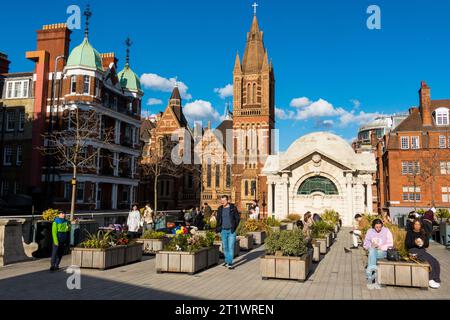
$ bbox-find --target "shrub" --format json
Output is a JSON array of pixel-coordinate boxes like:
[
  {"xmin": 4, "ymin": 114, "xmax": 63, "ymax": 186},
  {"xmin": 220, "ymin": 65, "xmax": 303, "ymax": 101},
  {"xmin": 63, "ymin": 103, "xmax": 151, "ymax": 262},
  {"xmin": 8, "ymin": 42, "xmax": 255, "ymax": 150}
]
[
  {"xmin": 416, "ymin": 209, "xmax": 426, "ymax": 215},
  {"xmin": 359, "ymin": 214, "xmax": 379, "ymax": 240},
  {"xmin": 287, "ymin": 214, "xmax": 302, "ymax": 222},
  {"xmin": 42, "ymin": 208, "xmax": 59, "ymax": 221},
  {"xmin": 242, "ymin": 219, "xmax": 269, "ymax": 233},
  {"xmin": 236, "ymin": 221, "xmax": 247, "ymax": 236},
  {"xmin": 265, "ymin": 217, "xmax": 281, "ymax": 227},
  {"xmin": 164, "ymin": 232, "xmax": 215, "ymax": 253},
  {"xmin": 321, "ymin": 210, "xmax": 340, "ymax": 225},
  {"xmin": 387, "ymin": 224, "xmax": 408, "ymax": 259},
  {"xmin": 79, "ymin": 231, "xmax": 114, "ymax": 249},
  {"xmin": 311, "ymin": 221, "xmax": 334, "ymax": 238},
  {"xmin": 265, "ymin": 230, "xmax": 307, "ymax": 257},
  {"xmin": 142, "ymin": 231, "xmax": 166, "ymax": 240},
  {"xmin": 437, "ymin": 209, "xmax": 450, "ymax": 221}
]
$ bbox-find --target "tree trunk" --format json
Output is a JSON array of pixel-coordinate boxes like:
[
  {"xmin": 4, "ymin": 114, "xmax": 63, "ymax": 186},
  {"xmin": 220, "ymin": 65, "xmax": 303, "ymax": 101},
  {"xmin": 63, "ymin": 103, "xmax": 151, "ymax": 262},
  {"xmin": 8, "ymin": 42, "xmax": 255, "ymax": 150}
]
[
  {"xmin": 154, "ymin": 175, "xmax": 158, "ymax": 215},
  {"xmin": 70, "ymin": 166, "xmax": 77, "ymax": 221}
]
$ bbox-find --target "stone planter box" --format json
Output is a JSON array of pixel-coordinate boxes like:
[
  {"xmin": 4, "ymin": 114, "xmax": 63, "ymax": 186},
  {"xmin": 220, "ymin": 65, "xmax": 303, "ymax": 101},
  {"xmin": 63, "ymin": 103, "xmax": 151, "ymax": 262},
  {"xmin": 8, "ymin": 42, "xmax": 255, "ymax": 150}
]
[
  {"xmin": 325, "ymin": 233, "xmax": 333, "ymax": 248},
  {"xmin": 261, "ymin": 250, "xmax": 313, "ymax": 282},
  {"xmin": 311, "ymin": 240, "xmax": 321, "ymax": 262},
  {"xmin": 281, "ymin": 222, "xmax": 295, "ymax": 231},
  {"xmin": 156, "ymin": 246, "xmax": 220, "ymax": 275},
  {"xmin": 137, "ymin": 237, "xmax": 170, "ymax": 254},
  {"xmin": 124, "ymin": 243, "xmax": 143, "ymax": 264},
  {"xmin": 377, "ymin": 260, "xmax": 431, "ymax": 289},
  {"xmin": 72, "ymin": 246, "xmax": 126, "ymax": 270},
  {"xmin": 269, "ymin": 225, "xmax": 288, "ymax": 233},
  {"xmin": 237, "ymin": 235, "xmax": 254, "ymax": 251},
  {"xmin": 214, "ymin": 240, "xmax": 240, "ymax": 258},
  {"xmin": 313, "ymin": 238, "xmax": 327, "ymax": 254},
  {"xmin": 248, "ymin": 231, "xmax": 267, "ymax": 245}
]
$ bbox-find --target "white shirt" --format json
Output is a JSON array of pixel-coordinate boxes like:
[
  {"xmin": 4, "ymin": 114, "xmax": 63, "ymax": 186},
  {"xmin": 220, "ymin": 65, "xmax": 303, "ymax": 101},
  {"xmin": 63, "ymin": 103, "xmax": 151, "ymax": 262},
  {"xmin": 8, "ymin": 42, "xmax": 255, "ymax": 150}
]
[{"xmin": 127, "ymin": 210, "xmax": 142, "ymax": 232}]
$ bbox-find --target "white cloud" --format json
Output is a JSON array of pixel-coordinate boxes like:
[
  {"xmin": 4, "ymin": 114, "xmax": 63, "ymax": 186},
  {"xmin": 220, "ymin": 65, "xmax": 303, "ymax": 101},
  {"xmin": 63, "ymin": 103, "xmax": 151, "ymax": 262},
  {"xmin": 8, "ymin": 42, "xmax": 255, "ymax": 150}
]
[
  {"xmin": 184, "ymin": 100, "xmax": 220, "ymax": 122},
  {"xmin": 323, "ymin": 120, "xmax": 334, "ymax": 125},
  {"xmin": 338, "ymin": 111, "xmax": 382, "ymax": 127},
  {"xmin": 140, "ymin": 73, "xmax": 192, "ymax": 100},
  {"xmin": 214, "ymin": 84, "xmax": 233, "ymax": 99},
  {"xmin": 350, "ymin": 99, "xmax": 361, "ymax": 109},
  {"xmin": 146, "ymin": 98, "xmax": 163, "ymax": 106},
  {"xmin": 290, "ymin": 97, "xmax": 311, "ymax": 108},
  {"xmin": 141, "ymin": 111, "xmax": 158, "ymax": 119},
  {"xmin": 275, "ymin": 108, "xmax": 295, "ymax": 120},
  {"xmin": 296, "ymin": 99, "xmax": 346, "ymax": 120}
]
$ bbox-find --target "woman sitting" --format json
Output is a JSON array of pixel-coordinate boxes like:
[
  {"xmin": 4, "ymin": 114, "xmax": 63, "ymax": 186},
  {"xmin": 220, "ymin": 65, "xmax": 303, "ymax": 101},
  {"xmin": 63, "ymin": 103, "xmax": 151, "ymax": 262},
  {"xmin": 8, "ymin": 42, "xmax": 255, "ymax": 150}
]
[
  {"xmin": 303, "ymin": 212, "xmax": 313, "ymax": 238},
  {"xmin": 405, "ymin": 219, "xmax": 441, "ymax": 289}
]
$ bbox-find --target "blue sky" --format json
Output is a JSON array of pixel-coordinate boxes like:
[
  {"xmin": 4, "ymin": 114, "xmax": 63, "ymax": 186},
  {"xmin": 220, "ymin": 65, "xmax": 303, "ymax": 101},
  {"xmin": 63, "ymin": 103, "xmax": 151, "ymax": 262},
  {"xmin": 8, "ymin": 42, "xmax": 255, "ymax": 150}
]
[{"xmin": 2, "ymin": 0, "xmax": 450, "ymax": 150}]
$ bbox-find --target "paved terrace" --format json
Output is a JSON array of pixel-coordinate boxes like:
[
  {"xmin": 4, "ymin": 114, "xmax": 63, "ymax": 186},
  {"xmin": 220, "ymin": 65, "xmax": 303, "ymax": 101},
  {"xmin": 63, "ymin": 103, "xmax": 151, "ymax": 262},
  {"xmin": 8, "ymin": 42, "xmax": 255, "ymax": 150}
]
[{"xmin": 0, "ymin": 228, "xmax": 449, "ymax": 300}]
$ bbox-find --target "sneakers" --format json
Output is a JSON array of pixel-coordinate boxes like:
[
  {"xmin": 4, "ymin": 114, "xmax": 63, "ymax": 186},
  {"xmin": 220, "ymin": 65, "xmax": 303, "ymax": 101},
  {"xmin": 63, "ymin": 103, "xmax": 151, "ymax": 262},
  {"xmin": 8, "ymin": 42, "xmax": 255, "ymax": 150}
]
[
  {"xmin": 227, "ymin": 264, "xmax": 235, "ymax": 270},
  {"xmin": 367, "ymin": 283, "xmax": 382, "ymax": 290},
  {"xmin": 222, "ymin": 262, "xmax": 228, "ymax": 267},
  {"xmin": 429, "ymin": 280, "xmax": 441, "ymax": 289},
  {"xmin": 49, "ymin": 266, "xmax": 59, "ymax": 272}
]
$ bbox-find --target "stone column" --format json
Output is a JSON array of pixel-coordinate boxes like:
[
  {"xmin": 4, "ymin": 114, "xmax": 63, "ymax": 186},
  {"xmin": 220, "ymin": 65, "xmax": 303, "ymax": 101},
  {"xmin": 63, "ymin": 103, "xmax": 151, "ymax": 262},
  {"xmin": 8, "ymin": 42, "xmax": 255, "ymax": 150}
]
[
  {"xmin": 345, "ymin": 172, "xmax": 354, "ymax": 227},
  {"xmin": 365, "ymin": 176, "xmax": 374, "ymax": 214},
  {"xmin": 281, "ymin": 173, "xmax": 290, "ymax": 219},
  {"xmin": 0, "ymin": 219, "xmax": 36, "ymax": 266}
]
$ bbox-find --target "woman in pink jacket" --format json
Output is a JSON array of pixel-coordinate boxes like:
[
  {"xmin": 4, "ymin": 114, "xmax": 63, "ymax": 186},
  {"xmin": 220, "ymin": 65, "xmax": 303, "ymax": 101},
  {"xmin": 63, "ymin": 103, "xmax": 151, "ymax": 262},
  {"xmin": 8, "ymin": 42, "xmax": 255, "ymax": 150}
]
[{"xmin": 363, "ymin": 218, "xmax": 393, "ymax": 287}]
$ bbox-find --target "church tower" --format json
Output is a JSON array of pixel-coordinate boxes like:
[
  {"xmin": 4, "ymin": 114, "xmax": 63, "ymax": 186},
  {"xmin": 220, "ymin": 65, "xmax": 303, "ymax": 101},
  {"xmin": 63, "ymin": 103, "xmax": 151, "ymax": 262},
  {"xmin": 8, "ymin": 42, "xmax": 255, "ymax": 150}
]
[{"xmin": 232, "ymin": 4, "xmax": 275, "ymax": 213}]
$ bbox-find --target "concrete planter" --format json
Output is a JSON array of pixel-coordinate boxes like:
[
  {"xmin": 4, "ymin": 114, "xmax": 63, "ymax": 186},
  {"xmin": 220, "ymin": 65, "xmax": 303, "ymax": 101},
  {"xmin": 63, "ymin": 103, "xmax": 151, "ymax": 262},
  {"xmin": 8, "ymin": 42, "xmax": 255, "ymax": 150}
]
[
  {"xmin": 71, "ymin": 246, "xmax": 126, "ymax": 270},
  {"xmin": 325, "ymin": 232, "xmax": 333, "ymax": 248},
  {"xmin": 313, "ymin": 238, "xmax": 327, "ymax": 254},
  {"xmin": 214, "ymin": 240, "xmax": 240, "ymax": 258},
  {"xmin": 281, "ymin": 222, "xmax": 296, "ymax": 231},
  {"xmin": 248, "ymin": 231, "xmax": 267, "ymax": 245},
  {"xmin": 237, "ymin": 235, "xmax": 254, "ymax": 251},
  {"xmin": 124, "ymin": 243, "xmax": 143, "ymax": 264},
  {"xmin": 261, "ymin": 250, "xmax": 313, "ymax": 282},
  {"xmin": 137, "ymin": 237, "xmax": 170, "ymax": 254},
  {"xmin": 269, "ymin": 225, "xmax": 288, "ymax": 233},
  {"xmin": 156, "ymin": 246, "xmax": 220, "ymax": 275},
  {"xmin": 311, "ymin": 240, "xmax": 321, "ymax": 262},
  {"xmin": 334, "ymin": 224, "xmax": 339, "ymax": 233},
  {"xmin": 377, "ymin": 260, "xmax": 431, "ymax": 289}
]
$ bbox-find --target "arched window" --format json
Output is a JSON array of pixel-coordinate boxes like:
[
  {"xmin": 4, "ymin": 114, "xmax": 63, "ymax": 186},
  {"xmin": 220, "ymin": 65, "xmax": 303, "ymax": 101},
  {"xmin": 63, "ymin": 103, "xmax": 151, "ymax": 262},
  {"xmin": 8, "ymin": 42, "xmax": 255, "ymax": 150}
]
[
  {"xmin": 298, "ymin": 177, "xmax": 339, "ymax": 195},
  {"xmin": 247, "ymin": 83, "xmax": 252, "ymax": 104},
  {"xmin": 253, "ymin": 83, "xmax": 257, "ymax": 104},
  {"xmin": 434, "ymin": 108, "xmax": 449, "ymax": 126}
]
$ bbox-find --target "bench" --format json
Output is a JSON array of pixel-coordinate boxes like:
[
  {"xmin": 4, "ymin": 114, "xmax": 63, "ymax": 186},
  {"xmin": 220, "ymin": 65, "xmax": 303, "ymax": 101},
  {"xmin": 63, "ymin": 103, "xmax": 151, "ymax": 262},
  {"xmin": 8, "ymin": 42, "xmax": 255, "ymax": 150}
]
[{"xmin": 377, "ymin": 259, "xmax": 431, "ymax": 289}]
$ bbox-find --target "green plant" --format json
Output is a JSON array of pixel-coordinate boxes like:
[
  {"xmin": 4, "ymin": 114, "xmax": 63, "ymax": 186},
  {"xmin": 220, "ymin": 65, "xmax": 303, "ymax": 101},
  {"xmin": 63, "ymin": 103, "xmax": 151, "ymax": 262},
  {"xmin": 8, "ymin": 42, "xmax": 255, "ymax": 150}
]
[
  {"xmin": 387, "ymin": 224, "xmax": 408, "ymax": 259},
  {"xmin": 436, "ymin": 209, "xmax": 450, "ymax": 220},
  {"xmin": 79, "ymin": 231, "xmax": 114, "ymax": 249},
  {"xmin": 164, "ymin": 232, "xmax": 215, "ymax": 253},
  {"xmin": 311, "ymin": 220, "xmax": 334, "ymax": 238},
  {"xmin": 265, "ymin": 217, "xmax": 281, "ymax": 227},
  {"xmin": 242, "ymin": 220, "xmax": 269, "ymax": 233},
  {"xmin": 236, "ymin": 221, "xmax": 247, "ymax": 236},
  {"xmin": 281, "ymin": 219, "xmax": 293, "ymax": 223},
  {"xmin": 321, "ymin": 210, "xmax": 340, "ymax": 225},
  {"xmin": 142, "ymin": 231, "xmax": 166, "ymax": 240},
  {"xmin": 416, "ymin": 209, "xmax": 426, "ymax": 215},
  {"xmin": 265, "ymin": 230, "xmax": 307, "ymax": 257},
  {"xmin": 287, "ymin": 214, "xmax": 301, "ymax": 222},
  {"xmin": 42, "ymin": 208, "xmax": 59, "ymax": 221}
]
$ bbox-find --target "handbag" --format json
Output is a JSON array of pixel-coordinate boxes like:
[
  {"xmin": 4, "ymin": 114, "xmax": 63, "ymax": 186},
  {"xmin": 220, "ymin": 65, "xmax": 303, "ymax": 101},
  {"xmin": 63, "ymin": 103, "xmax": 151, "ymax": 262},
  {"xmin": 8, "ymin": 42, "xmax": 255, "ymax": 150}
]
[{"xmin": 387, "ymin": 248, "xmax": 400, "ymax": 261}]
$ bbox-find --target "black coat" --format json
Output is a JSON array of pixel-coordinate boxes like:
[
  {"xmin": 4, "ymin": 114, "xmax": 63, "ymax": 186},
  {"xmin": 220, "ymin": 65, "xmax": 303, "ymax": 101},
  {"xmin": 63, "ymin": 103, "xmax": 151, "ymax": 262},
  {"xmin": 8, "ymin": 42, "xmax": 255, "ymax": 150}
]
[{"xmin": 216, "ymin": 204, "xmax": 240, "ymax": 233}]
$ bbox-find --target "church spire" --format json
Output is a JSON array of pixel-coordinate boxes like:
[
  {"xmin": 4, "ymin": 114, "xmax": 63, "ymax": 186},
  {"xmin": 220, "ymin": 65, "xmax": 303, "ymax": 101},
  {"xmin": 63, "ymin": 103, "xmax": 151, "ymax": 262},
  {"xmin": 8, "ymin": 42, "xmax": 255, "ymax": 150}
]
[
  {"xmin": 242, "ymin": 3, "xmax": 266, "ymax": 73},
  {"xmin": 234, "ymin": 52, "xmax": 242, "ymax": 74}
]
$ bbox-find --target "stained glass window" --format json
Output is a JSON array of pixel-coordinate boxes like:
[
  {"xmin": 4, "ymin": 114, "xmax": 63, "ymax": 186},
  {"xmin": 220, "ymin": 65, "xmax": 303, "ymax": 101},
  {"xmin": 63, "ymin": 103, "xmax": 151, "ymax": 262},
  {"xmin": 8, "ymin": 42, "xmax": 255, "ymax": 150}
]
[{"xmin": 298, "ymin": 177, "xmax": 338, "ymax": 195}]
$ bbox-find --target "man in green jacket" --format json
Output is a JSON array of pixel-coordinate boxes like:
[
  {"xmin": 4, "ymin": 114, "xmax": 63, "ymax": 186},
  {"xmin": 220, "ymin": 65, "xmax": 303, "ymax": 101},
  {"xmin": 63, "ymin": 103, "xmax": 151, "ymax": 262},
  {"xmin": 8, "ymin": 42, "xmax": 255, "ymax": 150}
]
[{"xmin": 50, "ymin": 211, "xmax": 71, "ymax": 271}]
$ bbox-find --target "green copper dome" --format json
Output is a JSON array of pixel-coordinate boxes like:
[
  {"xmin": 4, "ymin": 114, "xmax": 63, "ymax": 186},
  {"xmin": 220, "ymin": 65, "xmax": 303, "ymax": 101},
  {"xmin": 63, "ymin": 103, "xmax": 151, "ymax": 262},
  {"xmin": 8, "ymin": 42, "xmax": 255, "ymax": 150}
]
[
  {"xmin": 118, "ymin": 63, "xmax": 141, "ymax": 92},
  {"xmin": 66, "ymin": 37, "xmax": 103, "ymax": 72}
]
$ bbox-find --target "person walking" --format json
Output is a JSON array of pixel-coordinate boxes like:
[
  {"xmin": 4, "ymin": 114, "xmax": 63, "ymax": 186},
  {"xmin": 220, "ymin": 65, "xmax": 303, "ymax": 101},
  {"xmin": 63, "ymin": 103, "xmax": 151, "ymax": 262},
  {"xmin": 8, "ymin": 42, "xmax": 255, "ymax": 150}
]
[
  {"xmin": 406, "ymin": 219, "xmax": 441, "ymax": 289},
  {"xmin": 216, "ymin": 195, "xmax": 240, "ymax": 269},
  {"xmin": 50, "ymin": 211, "xmax": 71, "ymax": 271},
  {"xmin": 142, "ymin": 204, "xmax": 154, "ymax": 231},
  {"xmin": 127, "ymin": 204, "xmax": 142, "ymax": 238}
]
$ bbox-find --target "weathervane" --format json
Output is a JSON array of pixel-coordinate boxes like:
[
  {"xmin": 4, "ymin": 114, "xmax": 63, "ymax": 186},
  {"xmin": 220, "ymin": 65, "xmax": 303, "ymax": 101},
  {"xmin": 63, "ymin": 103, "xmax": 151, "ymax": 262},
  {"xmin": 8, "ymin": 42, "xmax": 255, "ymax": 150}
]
[
  {"xmin": 252, "ymin": 1, "xmax": 259, "ymax": 16},
  {"xmin": 125, "ymin": 37, "xmax": 133, "ymax": 64},
  {"xmin": 84, "ymin": 5, "xmax": 92, "ymax": 38}
]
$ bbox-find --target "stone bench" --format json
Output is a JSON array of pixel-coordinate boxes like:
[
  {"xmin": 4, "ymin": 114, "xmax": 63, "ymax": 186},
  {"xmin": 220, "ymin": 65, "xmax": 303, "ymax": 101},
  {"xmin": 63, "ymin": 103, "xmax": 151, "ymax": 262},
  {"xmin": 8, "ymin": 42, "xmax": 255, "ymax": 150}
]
[{"xmin": 377, "ymin": 259, "xmax": 431, "ymax": 289}]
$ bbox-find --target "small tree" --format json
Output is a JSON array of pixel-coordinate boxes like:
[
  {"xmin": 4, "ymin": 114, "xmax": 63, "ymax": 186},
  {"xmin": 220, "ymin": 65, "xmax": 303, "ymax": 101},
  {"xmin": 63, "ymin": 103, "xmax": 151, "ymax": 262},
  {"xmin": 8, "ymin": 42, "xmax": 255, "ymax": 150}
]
[{"xmin": 40, "ymin": 106, "xmax": 114, "ymax": 220}]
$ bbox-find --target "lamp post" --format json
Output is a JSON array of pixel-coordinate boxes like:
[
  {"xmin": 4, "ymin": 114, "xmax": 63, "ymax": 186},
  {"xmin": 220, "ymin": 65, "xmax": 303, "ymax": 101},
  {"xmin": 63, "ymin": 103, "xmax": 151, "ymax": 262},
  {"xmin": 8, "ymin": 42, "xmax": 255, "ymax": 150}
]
[{"xmin": 262, "ymin": 191, "xmax": 267, "ymax": 220}]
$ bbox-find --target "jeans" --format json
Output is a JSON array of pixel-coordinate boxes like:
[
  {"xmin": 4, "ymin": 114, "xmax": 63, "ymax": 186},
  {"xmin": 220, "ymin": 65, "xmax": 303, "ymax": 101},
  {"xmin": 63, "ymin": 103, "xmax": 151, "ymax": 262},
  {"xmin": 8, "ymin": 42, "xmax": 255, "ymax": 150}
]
[
  {"xmin": 366, "ymin": 248, "xmax": 387, "ymax": 283},
  {"xmin": 221, "ymin": 229, "xmax": 236, "ymax": 266},
  {"xmin": 51, "ymin": 244, "xmax": 66, "ymax": 268}
]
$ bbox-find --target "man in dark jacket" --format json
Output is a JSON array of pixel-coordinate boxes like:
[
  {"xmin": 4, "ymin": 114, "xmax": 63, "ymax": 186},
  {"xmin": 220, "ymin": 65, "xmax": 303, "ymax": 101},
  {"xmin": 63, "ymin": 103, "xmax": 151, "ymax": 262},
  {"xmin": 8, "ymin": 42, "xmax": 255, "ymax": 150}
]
[{"xmin": 216, "ymin": 195, "xmax": 240, "ymax": 269}]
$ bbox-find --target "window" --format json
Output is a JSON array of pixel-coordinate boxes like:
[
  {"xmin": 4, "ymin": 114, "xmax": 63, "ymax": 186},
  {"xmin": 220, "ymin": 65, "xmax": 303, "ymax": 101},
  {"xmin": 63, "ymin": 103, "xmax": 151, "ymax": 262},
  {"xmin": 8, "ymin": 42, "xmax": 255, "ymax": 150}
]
[
  {"xmin": 6, "ymin": 111, "xmax": 15, "ymax": 131},
  {"xmin": 226, "ymin": 165, "xmax": 231, "ymax": 188},
  {"xmin": 439, "ymin": 135, "xmax": 447, "ymax": 149},
  {"xmin": 402, "ymin": 161, "xmax": 420, "ymax": 175},
  {"xmin": 122, "ymin": 186, "xmax": 130, "ymax": 203},
  {"xmin": 401, "ymin": 136, "xmax": 409, "ymax": 150},
  {"xmin": 215, "ymin": 165, "xmax": 220, "ymax": 188},
  {"xmin": 251, "ymin": 180, "xmax": 256, "ymax": 196},
  {"xmin": 70, "ymin": 76, "xmax": 77, "ymax": 94},
  {"xmin": 5, "ymin": 80, "xmax": 29, "ymax": 99},
  {"xmin": 76, "ymin": 182, "xmax": 85, "ymax": 203},
  {"xmin": 298, "ymin": 177, "xmax": 339, "ymax": 195},
  {"xmin": 16, "ymin": 145, "xmax": 22, "ymax": 166},
  {"xmin": 442, "ymin": 187, "xmax": 450, "ymax": 203},
  {"xmin": 95, "ymin": 78, "xmax": 100, "ymax": 97},
  {"xmin": 3, "ymin": 146, "xmax": 12, "ymax": 165},
  {"xmin": 402, "ymin": 186, "xmax": 421, "ymax": 202},
  {"xmin": 207, "ymin": 164, "xmax": 212, "ymax": 188},
  {"xmin": 18, "ymin": 111, "xmax": 25, "ymax": 131},
  {"xmin": 245, "ymin": 180, "xmax": 249, "ymax": 196},
  {"xmin": 1, "ymin": 180, "xmax": 9, "ymax": 197},
  {"xmin": 411, "ymin": 136, "xmax": 420, "ymax": 149},
  {"xmin": 435, "ymin": 108, "xmax": 449, "ymax": 126},
  {"xmin": 440, "ymin": 162, "xmax": 450, "ymax": 175},
  {"xmin": 83, "ymin": 76, "xmax": 90, "ymax": 94}
]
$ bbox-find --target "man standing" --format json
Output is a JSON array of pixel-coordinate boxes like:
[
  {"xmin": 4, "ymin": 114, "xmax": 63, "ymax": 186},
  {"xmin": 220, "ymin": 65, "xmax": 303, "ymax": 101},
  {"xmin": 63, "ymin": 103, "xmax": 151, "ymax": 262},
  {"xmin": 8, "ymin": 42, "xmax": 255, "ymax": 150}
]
[
  {"xmin": 216, "ymin": 195, "xmax": 240, "ymax": 269},
  {"xmin": 50, "ymin": 211, "xmax": 71, "ymax": 271}
]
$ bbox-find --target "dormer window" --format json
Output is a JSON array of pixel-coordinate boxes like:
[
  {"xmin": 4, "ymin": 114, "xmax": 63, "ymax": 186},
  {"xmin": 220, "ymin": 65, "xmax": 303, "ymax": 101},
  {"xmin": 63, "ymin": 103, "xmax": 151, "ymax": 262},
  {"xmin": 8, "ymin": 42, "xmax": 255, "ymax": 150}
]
[{"xmin": 435, "ymin": 108, "xmax": 449, "ymax": 126}]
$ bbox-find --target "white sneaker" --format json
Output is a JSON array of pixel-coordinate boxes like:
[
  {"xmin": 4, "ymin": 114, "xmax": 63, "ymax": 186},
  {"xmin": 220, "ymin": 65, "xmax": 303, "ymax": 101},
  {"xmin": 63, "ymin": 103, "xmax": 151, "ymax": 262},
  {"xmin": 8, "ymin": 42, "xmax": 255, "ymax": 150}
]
[{"xmin": 429, "ymin": 280, "xmax": 440, "ymax": 289}]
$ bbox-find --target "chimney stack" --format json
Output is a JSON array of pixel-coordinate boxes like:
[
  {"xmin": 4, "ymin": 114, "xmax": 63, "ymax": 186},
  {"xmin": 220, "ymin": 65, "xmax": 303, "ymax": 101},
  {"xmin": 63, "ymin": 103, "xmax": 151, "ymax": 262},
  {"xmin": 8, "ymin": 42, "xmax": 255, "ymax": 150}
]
[
  {"xmin": 0, "ymin": 52, "xmax": 10, "ymax": 74},
  {"xmin": 36, "ymin": 23, "xmax": 72, "ymax": 71},
  {"xmin": 419, "ymin": 81, "xmax": 432, "ymax": 126},
  {"xmin": 100, "ymin": 53, "xmax": 118, "ymax": 71}
]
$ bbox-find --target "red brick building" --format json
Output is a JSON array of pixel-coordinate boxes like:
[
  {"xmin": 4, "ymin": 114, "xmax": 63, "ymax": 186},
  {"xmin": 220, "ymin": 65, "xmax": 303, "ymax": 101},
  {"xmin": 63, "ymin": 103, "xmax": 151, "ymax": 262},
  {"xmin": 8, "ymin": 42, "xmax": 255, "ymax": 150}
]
[{"xmin": 377, "ymin": 81, "xmax": 450, "ymax": 220}]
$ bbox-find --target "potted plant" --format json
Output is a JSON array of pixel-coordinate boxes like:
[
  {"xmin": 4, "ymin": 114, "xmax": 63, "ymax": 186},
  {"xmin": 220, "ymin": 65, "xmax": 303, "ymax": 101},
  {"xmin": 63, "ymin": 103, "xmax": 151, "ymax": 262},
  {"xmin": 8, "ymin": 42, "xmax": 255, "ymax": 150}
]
[
  {"xmin": 322, "ymin": 210, "xmax": 340, "ymax": 233},
  {"xmin": 242, "ymin": 220, "xmax": 269, "ymax": 245},
  {"xmin": 265, "ymin": 217, "xmax": 287, "ymax": 232},
  {"xmin": 311, "ymin": 221, "xmax": 334, "ymax": 253},
  {"xmin": 213, "ymin": 233, "xmax": 240, "ymax": 257},
  {"xmin": 71, "ymin": 231, "xmax": 143, "ymax": 270},
  {"xmin": 137, "ymin": 231, "xmax": 170, "ymax": 254},
  {"xmin": 236, "ymin": 221, "xmax": 254, "ymax": 251},
  {"xmin": 261, "ymin": 230, "xmax": 312, "ymax": 282},
  {"xmin": 155, "ymin": 232, "xmax": 219, "ymax": 275}
]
